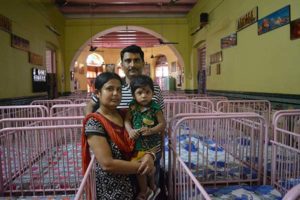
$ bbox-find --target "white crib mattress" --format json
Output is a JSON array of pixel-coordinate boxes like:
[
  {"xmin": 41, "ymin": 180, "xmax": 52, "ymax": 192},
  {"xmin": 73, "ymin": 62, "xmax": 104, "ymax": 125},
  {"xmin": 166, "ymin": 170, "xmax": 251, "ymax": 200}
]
[{"xmin": 206, "ymin": 185, "xmax": 282, "ymax": 200}]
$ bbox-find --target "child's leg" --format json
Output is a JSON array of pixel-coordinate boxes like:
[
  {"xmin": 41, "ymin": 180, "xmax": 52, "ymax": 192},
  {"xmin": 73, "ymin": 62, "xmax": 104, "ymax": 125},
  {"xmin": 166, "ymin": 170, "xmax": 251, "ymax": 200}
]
[
  {"xmin": 149, "ymin": 166, "xmax": 161, "ymax": 199},
  {"xmin": 137, "ymin": 174, "xmax": 148, "ymax": 194},
  {"xmin": 136, "ymin": 174, "xmax": 153, "ymax": 200},
  {"xmin": 148, "ymin": 166, "xmax": 156, "ymax": 191}
]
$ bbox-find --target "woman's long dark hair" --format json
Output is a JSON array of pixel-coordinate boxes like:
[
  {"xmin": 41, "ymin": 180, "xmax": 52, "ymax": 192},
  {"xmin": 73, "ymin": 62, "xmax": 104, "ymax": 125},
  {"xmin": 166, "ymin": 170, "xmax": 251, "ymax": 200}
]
[{"xmin": 94, "ymin": 72, "xmax": 122, "ymax": 90}]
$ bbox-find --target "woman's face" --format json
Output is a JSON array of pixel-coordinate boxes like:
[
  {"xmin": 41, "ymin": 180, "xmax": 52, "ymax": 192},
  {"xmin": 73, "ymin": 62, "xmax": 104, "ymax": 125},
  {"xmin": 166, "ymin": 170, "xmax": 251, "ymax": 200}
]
[{"xmin": 97, "ymin": 78, "xmax": 122, "ymax": 109}]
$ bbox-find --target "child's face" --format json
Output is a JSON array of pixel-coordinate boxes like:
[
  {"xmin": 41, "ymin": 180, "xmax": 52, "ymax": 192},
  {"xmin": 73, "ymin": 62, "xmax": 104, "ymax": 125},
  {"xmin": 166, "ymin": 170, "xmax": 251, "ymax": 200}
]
[{"xmin": 134, "ymin": 85, "xmax": 153, "ymax": 106}]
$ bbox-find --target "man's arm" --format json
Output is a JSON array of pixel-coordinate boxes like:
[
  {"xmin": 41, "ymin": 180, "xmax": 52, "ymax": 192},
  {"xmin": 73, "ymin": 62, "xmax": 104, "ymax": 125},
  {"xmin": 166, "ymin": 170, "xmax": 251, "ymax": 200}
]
[
  {"xmin": 84, "ymin": 99, "xmax": 97, "ymax": 115},
  {"xmin": 84, "ymin": 94, "xmax": 99, "ymax": 115}
]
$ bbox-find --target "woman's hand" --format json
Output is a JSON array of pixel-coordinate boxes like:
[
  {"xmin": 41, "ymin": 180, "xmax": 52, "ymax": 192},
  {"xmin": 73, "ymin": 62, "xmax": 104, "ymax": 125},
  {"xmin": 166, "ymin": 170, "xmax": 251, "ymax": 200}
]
[{"xmin": 137, "ymin": 153, "xmax": 154, "ymax": 175}]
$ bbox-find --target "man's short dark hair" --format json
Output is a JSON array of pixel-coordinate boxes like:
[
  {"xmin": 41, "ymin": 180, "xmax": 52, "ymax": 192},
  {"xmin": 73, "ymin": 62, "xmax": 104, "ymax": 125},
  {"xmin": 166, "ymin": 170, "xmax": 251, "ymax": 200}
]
[
  {"xmin": 130, "ymin": 75, "xmax": 154, "ymax": 95},
  {"xmin": 120, "ymin": 45, "xmax": 144, "ymax": 62}
]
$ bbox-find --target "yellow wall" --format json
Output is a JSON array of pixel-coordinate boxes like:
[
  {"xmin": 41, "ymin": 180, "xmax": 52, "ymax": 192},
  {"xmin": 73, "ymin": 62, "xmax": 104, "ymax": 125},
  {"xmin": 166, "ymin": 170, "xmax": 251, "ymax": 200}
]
[
  {"xmin": 188, "ymin": 0, "xmax": 300, "ymax": 95},
  {"xmin": 1, "ymin": 0, "xmax": 299, "ymax": 99},
  {"xmin": 0, "ymin": 0, "xmax": 65, "ymax": 98},
  {"xmin": 64, "ymin": 18, "xmax": 190, "ymax": 92}
]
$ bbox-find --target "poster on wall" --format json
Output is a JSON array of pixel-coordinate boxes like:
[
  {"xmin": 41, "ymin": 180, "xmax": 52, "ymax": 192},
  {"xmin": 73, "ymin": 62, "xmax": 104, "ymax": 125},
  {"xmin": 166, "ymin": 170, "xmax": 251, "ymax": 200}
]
[
  {"xmin": 221, "ymin": 33, "xmax": 237, "ymax": 49},
  {"xmin": 0, "ymin": 14, "xmax": 11, "ymax": 32},
  {"xmin": 290, "ymin": 18, "xmax": 300, "ymax": 40},
  {"xmin": 29, "ymin": 52, "xmax": 43, "ymax": 66},
  {"xmin": 210, "ymin": 51, "xmax": 222, "ymax": 64},
  {"xmin": 216, "ymin": 64, "xmax": 221, "ymax": 75},
  {"xmin": 258, "ymin": 5, "xmax": 290, "ymax": 35},
  {"xmin": 11, "ymin": 34, "xmax": 30, "ymax": 51},
  {"xmin": 237, "ymin": 7, "xmax": 258, "ymax": 31}
]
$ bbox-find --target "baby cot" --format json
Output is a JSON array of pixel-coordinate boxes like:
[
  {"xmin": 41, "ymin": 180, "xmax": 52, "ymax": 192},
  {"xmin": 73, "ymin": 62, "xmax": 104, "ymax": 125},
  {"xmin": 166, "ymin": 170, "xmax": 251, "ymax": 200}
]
[
  {"xmin": 49, "ymin": 104, "xmax": 86, "ymax": 117},
  {"xmin": 30, "ymin": 99, "xmax": 73, "ymax": 111},
  {"xmin": 0, "ymin": 105, "xmax": 49, "ymax": 120},
  {"xmin": 0, "ymin": 117, "xmax": 83, "ymax": 198},
  {"xmin": 216, "ymin": 100, "xmax": 271, "ymax": 124},
  {"xmin": 74, "ymin": 152, "xmax": 212, "ymax": 200},
  {"xmin": 167, "ymin": 110, "xmax": 300, "ymax": 199},
  {"xmin": 163, "ymin": 99, "xmax": 215, "ymax": 124},
  {"xmin": 72, "ymin": 99, "xmax": 90, "ymax": 104},
  {"xmin": 166, "ymin": 113, "xmax": 266, "ymax": 189}
]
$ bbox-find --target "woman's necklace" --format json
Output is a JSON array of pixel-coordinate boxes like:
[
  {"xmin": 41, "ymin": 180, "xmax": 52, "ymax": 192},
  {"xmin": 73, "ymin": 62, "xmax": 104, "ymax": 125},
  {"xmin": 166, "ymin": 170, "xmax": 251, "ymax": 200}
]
[{"xmin": 98, "ymin": 107, "xmax": 123, "ymax": 127}]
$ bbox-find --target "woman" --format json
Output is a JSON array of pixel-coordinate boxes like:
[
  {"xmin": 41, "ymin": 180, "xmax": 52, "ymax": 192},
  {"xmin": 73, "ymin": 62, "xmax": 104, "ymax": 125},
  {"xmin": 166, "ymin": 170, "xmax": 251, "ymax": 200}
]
[{"xmin": 82, "ymin": 72, "xmax": 155, "ymax": 200}]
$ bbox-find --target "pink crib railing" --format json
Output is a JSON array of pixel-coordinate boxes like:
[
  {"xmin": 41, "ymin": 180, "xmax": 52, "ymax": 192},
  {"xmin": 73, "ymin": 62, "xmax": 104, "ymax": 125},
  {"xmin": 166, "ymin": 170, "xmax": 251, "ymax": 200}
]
[
  {"xmin": 30, "ymin": 99, "xmax": 73, "ymax": 111},
  {"xmin": 74, "ymin": 156, "xmax": 96, "ymax": 200},
  {"xmin": 0, "ymin": 105, "xmax": 49, "ymax": 120},
  {"xmin": 0, "ymin": 122, "xmax": 82, "ymax": 197}
]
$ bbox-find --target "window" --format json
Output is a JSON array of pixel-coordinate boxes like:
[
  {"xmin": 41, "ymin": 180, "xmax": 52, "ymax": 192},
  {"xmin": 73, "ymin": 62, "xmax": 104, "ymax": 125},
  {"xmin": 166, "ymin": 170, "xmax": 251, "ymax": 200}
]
[{"xmin": 86, "ymin": 53, "xmax": 104, "ymax": 66}]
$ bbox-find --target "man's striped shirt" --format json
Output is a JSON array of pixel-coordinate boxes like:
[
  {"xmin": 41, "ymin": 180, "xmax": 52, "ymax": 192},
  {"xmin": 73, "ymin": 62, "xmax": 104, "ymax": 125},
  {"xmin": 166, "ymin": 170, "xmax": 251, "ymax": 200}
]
[{"xmin": 92, "ymin": 83, "xmax": 164, "ymax": 110}]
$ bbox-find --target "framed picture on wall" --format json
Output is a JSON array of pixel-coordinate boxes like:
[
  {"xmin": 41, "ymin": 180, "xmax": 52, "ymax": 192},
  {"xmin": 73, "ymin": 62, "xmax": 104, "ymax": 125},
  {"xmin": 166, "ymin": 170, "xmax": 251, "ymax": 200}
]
[
  {"xmin": 210, "ymin": 51, "xmax": 222, "ymax": 64},
  {"xmin": 216, "ymin": 64, "xmax": 221, "ymax": 75},
  {"xmin": 290, "ymin": 18, "xmax": 300, "ymax": 40},
  {"xmin": 258, "ymin": 5, "xmax": 290, "ymax": 35},
  {"xmin": 221, "ymin": 33, "xmax": 237, "ymax": 49},
  {"xmin": 11, "ymin": 34, "xmax": 30, "ymax": 51},
  {"xmin": 236, "ymin": 7, "xmax": 258, "ymax": 31},
  {"xmin": 29, "ymin": 52, "xmax": 43, "ymax": 66},
  {"xmin": 207, "ymin": 66, "xmax": 211, "ymax": 76},
  {"xmin": 0, "ymin": 14, "xmax": 11, "ymax": 32}
]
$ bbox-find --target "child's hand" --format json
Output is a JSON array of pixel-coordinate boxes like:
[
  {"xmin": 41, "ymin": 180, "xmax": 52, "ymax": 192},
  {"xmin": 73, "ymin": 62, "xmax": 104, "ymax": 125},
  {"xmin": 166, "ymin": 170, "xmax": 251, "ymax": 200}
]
[
  {"xmin": 140, "ymin": 127, "xmax": 152, "ymax": 136},
  {"xmin": 129, "ymin": 129, "xmax": 141, "ymax": 139}
]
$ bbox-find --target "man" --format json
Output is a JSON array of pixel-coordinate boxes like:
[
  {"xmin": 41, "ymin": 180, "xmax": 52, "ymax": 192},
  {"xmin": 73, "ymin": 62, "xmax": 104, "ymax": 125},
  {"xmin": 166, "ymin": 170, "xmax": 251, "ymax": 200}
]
[{"xmin": 85, "ymin": 44, "xmax": 164, "ymax": 114}]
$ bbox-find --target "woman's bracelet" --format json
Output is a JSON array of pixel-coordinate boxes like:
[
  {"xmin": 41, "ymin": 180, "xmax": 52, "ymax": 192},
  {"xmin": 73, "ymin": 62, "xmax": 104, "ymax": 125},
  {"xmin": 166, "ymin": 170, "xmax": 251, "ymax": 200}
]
[{"xmin": 145, "ymin": 151, "xmax": 156, "ymax": 161}]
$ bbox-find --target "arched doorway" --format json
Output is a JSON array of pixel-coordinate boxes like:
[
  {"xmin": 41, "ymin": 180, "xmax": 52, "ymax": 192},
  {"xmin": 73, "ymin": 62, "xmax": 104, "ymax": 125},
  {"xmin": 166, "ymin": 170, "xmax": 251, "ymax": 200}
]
[{"xmin": 70, "ymin": 26, "xmax": 185, "ymax": 92}]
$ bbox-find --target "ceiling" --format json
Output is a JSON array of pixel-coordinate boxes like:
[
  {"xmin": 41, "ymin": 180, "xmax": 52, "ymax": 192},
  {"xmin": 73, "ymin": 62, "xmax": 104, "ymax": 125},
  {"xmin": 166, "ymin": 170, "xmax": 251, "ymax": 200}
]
[
  {"xmin": 54, "ymin": 0, "xmax": 197, "ymax": 17},
  {"xmin": 53, "ymin": 0, "xmax": 197, "ymax": 49}
]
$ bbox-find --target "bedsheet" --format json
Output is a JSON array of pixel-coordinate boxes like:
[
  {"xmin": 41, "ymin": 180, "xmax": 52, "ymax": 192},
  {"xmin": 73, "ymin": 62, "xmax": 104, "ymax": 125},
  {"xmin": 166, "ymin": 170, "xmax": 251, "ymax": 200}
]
[
  {"xmin": 0, "ymin": 195, "xmax": 75, "ymax": 200},
  {"xmin": 206, "ymin": 185, "xmax": 282, "ymax": 200},
  {"xmin": 1, "ymin": 143, "xmax": 82, "ymax": 191},
  {"xmin": 164, "ymin": 134, "xmax": 258, "ymax": 180}
]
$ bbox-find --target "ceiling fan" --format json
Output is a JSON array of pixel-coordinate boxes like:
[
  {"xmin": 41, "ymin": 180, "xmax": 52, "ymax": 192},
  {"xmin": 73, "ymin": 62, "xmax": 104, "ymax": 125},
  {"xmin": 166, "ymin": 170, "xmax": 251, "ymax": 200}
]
[
  {"xmin": 158, "ymin": 38, "xmax": 179, "ymax": 45},
  {"xmin": 168, "ymin": 0, "xmax": 180, "ymax": 5},
  {"xmin": 89, "ymin": 45, "xmax": 97, "ymax": 52},
  {"xmin": 88, "ymin": 46, "xmax": 104, "ymax": 53}
]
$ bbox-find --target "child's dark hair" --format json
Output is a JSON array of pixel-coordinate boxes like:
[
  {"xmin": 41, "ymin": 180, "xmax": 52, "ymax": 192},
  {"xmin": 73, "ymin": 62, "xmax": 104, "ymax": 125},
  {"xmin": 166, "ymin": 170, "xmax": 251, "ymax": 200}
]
[
  {"xmin": 95, "ymin": 72, "xmax": 122, "ymax": 91},
  {"xmin": 120, "ymin": 45, "xmax": 144, "ymax": 62},
  {"xmin": 130, "ymin": 75, "xmax": 154, "ymax": 95}
]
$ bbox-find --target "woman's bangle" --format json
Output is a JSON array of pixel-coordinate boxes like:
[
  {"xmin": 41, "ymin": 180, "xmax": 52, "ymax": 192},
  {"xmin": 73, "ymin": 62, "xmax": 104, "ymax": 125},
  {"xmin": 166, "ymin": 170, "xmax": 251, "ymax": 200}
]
[{"xmin": 146, "ymin": 151, "xmax": 156, "ymax": 161}]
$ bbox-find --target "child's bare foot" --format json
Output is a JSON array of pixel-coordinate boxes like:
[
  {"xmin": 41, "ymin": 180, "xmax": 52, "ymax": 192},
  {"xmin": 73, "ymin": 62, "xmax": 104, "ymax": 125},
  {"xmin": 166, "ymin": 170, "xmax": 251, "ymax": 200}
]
[
  {"xmin": 151, "ymin": 185, "xmax": 161, "ymax": 200},
  {"xmin": 135, "ymin": 187, "xmax": 153, "ymax": 200}
]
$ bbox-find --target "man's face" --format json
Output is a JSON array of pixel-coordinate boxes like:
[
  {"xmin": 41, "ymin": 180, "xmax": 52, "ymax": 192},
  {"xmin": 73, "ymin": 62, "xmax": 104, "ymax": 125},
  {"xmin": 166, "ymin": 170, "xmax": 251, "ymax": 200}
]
[{"xmin": 121, "ymin": 52, "xmax": 144, "ymax": 81}]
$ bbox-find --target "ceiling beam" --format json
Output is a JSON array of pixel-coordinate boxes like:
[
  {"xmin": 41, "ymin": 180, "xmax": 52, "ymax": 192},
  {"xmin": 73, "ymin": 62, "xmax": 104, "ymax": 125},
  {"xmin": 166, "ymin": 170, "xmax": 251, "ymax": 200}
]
[
  {"xmin": 59, "ymin": 5, "xmax": 192, "ymax": 14},
  {"xmin": 62, "ymin": 0, "xmax": 197, "ymax": 5}
]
